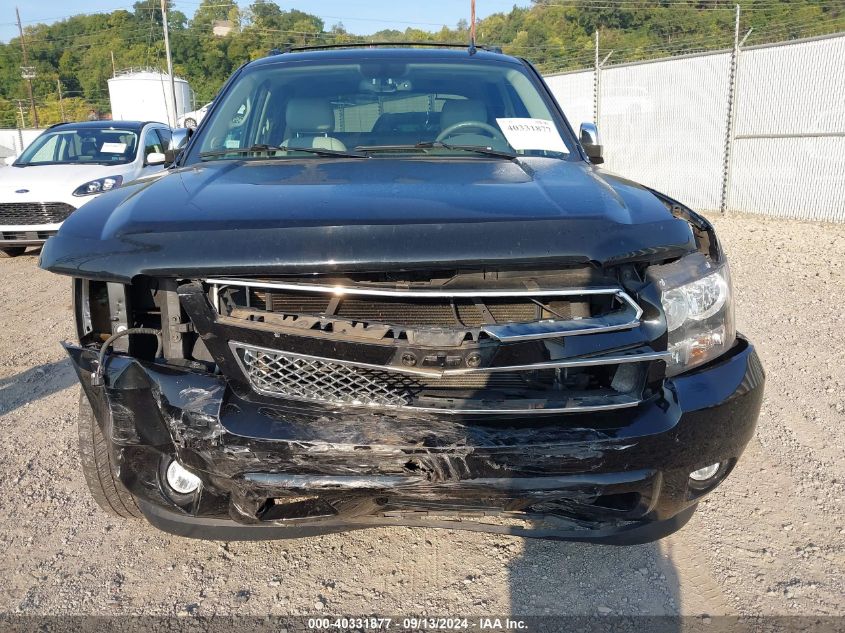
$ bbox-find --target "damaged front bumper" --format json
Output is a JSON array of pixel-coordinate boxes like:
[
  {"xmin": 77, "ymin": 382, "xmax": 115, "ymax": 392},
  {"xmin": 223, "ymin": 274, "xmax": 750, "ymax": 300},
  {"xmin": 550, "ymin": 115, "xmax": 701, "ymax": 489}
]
[{"xmin": 67, "ymin": 337, "xmax": 764, "ymax": 544}]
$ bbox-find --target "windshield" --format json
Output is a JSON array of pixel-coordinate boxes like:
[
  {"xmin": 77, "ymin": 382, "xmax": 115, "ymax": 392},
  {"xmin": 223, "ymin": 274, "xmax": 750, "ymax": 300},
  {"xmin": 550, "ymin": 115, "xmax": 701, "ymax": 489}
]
[
  {"xmin": 194, "ymin": 58, "xmax": 575, "ymax": 161},
  {"xmin": 15, "ymin": 128, "xmax": 139, "ymax": 166}
]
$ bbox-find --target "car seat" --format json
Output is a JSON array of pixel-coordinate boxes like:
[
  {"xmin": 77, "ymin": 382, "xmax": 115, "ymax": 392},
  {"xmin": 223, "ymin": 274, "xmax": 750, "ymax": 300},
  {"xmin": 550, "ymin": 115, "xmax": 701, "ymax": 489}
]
[{"xmin": 282, "ymin": 98, "xmax": 347, "ymax": 151}]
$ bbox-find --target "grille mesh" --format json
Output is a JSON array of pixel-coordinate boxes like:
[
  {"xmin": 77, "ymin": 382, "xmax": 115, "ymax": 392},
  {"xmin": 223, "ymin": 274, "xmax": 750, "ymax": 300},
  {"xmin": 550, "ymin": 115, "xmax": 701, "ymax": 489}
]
[
  {"xmin": 0, "ymin": 202, "xmax": 76, "ymax": 225},
  {"xmin": 241, "ymin": 347, "xmax": 415, "ymax": 407},
  {"xmin": 237, "ymin": 347, "xmax": 560, "ymax": 408},
  {"xmin": 1, "ymin": 230, "xmax": 54, "ymax": 241}
]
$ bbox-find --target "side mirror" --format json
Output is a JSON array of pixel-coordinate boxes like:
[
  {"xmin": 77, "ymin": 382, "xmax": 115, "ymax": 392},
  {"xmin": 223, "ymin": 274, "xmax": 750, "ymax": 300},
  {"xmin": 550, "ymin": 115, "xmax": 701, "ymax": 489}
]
[
  {"xmin": 146, "ymin": 152, "xmax": 166, "ymax": 166},
  {"xmin": 579, "ymin": 122, "xmax": 604, "ymax": 165},
  {"xmin": 163, "ymin": 148, "xmax": 181, "ymax": 165}
]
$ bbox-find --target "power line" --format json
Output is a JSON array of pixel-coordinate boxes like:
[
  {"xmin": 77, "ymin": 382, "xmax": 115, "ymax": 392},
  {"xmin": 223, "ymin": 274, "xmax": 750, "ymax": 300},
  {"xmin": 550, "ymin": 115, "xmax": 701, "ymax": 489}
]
[
  {"xmin": 10, "ymin": 6, "xmax": 136, "ymax": 24},
  {"xmin": 25, "ymin": 26, "xmax": 156, "ymax": 45},
  {"xmin": 532, "ymin": 0, "xmax": 845, "ymax": 10}
]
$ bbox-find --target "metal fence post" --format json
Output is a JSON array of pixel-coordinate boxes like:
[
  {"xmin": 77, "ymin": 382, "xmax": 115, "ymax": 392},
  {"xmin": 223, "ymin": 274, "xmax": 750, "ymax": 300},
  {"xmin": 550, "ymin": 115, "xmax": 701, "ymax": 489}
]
[
  {"xmin": 719, "ymin": 5, "xmax": 742, "ymax": 214},
  {"xmin": 594, "ymin": 29, "xmax": 600, "ymax": 125}
]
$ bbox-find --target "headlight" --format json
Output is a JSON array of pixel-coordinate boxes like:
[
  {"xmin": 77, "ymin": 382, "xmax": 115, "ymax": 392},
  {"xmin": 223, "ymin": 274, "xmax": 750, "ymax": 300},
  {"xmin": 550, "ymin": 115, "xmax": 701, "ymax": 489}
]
[
  {"xmin": 72, "ymin": 175, "xmax": 123, "ymax": 197},
  {"xmin": 650, "ymin": 253, "xmax": 735, "ymax": 377}
]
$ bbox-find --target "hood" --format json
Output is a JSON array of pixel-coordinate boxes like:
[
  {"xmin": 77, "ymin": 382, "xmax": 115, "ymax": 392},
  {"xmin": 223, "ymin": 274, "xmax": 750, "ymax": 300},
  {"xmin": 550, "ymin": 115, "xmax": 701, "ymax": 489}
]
[
  {"xmin": 0, "ymin": 163, "xmax": 135, "ymax": 203},
  {"xmin": 39, "ymin": 157, "xmax": 696, "ymax": 282}
]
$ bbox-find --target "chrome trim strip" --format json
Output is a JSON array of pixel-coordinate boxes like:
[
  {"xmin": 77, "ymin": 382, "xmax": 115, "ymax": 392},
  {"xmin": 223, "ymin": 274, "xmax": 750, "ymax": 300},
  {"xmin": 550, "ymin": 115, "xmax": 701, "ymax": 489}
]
[
  {"xmin": 370, "ymin": 397, "xmax": 641, "ymax": 415},
  {"xmin": 229, "ymin": 341, "xmax": 668, "ymax": 379},
  {"xmin": 77, "ymin": 278, "xmax": 93, "ymax": 336},
  {"xmin": 482, "ymin": 291, "xmax": 642, "ymax": 341},
  {"xmin": 245, "ymin": 472, "xmax": 652, "ymax": 489},
  {"xmin": 245, "ymin": 474, "xmax": 411, "ymax": 488},
  {"xmin": 211, "ymin": 283, "xmax": 220, "ymax": 313},
  {"xmin": 615, "ymin": 290, "xmax": 643, "ymax": 318},
  {"xmin": 205, "ymin": 277, "xmax": 625, "ymax": 299},
  {"xmin": 209, "ymin": 278, "xmax": 645, "ymax": 340}
]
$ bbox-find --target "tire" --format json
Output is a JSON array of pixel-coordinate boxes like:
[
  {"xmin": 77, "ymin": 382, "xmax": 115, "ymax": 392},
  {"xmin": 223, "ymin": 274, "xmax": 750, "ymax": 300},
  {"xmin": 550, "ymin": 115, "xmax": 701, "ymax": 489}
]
[
  {"xmin": 184, "ymin": 118, "xmax": 196, "ymax": 130},
  {"xmin": 77, "ymin": 390, "xmax": 142, "ymax": 519},
  {"xmin": 0, "ymin": 246, "xmax": 26, "ymax": 258}
]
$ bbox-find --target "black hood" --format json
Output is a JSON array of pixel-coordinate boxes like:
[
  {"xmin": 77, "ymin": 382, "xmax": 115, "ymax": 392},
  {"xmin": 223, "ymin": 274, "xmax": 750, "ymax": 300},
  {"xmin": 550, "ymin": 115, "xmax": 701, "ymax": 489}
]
[{"xmin": 40, "ymin": 157, "xmax": 695, "ymax": 282}]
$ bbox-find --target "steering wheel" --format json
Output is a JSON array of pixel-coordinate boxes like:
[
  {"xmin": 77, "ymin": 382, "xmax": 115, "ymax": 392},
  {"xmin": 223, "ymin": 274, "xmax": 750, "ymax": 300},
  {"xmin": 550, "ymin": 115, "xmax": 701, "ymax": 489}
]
[{"xmin": 436, "ymin": 120, "xmax": 504, "ymax": 143}]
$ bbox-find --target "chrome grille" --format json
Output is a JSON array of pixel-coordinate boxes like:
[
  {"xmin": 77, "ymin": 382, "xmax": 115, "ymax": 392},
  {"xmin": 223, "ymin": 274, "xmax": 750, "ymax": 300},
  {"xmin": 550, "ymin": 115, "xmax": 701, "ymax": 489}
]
[
  {"xmin": 208, "ymin": 278, "xmax": 642, "ymax": 342},
  {"xmin": 0, "ymin": 202, "xmax": 76, "ymax": 225},
  {"xmin": 240, "ymin": 346, "xmax": 414, "ymax": 408},
  {"xmin": 202, "ymin": 278, "xmax": 658, "ymax": 415},
  {"xmin": 231, "ymin": 342, "xmax": 663, "ymax": 414}
]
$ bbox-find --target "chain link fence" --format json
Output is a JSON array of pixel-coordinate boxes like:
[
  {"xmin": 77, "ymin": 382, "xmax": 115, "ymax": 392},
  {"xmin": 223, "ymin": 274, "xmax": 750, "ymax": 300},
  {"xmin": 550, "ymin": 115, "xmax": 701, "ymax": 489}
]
[{"xmin": 544, "ymin": 32, "xmax": 845, "ymax": 223}]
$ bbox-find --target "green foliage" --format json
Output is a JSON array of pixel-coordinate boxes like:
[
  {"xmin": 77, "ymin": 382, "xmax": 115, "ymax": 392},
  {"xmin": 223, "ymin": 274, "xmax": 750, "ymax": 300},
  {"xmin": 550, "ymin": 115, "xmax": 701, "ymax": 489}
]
[{"xmin": 1, "ymin": 0, "xmax": 842, "ymax": 128}]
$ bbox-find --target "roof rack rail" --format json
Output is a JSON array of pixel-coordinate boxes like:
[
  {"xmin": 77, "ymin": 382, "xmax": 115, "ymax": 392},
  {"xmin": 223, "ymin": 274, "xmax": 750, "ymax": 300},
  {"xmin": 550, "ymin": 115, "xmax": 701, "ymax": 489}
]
[{"xmin": 274, "ymin": 42, "xmax": 503, "ymax": 55}]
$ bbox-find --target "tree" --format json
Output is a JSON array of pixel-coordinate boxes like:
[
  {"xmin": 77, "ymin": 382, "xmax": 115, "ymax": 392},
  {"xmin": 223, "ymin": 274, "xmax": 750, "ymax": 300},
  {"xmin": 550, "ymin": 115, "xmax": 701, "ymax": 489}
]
[
  {"xmin": 0, "ymin": 0, "xmax": 841, "ymax": 126},
  {"xmin": 191, "ymin": 0, "xmax": 239, "ymax": 31}
]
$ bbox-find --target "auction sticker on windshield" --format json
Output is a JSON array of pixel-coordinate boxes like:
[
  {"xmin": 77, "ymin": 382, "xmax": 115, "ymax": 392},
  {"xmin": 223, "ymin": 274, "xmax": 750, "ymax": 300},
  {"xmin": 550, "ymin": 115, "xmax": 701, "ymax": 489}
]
[
  {"xmin": 100, "ymin": 142, "xmax": 126, "ymax": 153},
  {"xmin": 495, "ymin": 118, "xmax": 568, "ymax": 153}
]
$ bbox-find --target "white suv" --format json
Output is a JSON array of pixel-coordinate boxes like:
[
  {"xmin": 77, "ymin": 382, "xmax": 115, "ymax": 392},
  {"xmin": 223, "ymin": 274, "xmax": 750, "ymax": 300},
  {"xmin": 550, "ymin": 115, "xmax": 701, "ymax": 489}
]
[
  {"xmin": 177, "ymin": 102, "xmax": 212, "ymax": 130},
  {"xmin": 0, "ymin": 120, "xmax": 172, "ymax": 257}
]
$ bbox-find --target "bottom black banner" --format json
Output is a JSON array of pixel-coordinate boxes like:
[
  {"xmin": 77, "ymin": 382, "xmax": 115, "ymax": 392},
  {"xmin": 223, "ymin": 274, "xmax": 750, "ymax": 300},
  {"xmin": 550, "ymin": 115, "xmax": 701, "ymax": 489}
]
[{"xmin": 0, "ymin": 615, "xmax": 843, "ymax": 633}]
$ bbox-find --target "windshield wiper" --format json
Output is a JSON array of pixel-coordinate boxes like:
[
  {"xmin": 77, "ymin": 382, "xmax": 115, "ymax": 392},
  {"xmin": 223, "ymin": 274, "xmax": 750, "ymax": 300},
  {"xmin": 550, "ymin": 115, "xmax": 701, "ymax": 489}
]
[
  {"xmin": 199, "ymin": 144, "xmax": 367, "ymax": 160},
  {"xmin": 417, "ymin": 141, "xmax": 518, "ymax": 159},
  {"xmin": 15, "ymin": 161, "xmax": 117, "ymax": 167},
  {"xmin": 355, "ymin": 141, "xmax": 517, "ymax": 160}
]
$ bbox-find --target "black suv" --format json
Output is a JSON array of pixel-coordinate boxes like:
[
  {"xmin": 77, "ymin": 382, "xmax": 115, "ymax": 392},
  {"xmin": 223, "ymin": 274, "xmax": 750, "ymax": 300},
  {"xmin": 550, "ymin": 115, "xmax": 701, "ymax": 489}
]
[{"xmin": 40, "ymin": 45, "xmax": 763, "ymax": 544}]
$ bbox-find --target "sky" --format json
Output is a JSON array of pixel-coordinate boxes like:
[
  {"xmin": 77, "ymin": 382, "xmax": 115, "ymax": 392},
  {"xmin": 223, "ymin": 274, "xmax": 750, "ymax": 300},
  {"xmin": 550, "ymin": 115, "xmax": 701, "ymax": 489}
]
[{"xmin": 0, "ymin": 0, "xmax": 532, "ymax": 44}]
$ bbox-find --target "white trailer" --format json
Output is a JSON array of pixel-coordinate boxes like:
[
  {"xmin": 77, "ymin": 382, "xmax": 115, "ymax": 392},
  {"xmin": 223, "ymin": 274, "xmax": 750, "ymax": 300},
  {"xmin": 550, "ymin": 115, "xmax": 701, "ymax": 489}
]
[{"xmin": 108, "ymin": 70, "xmax": 192, "ymax": 126}]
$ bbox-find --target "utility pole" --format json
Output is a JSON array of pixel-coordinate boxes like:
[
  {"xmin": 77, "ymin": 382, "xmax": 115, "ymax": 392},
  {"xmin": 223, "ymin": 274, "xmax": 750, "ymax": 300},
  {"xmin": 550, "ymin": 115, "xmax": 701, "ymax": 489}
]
[
  {"xmin": 470, "ymin": 0, "xmax": 476, "ymax": 45},
  {"xmin": 15, "ymin": 101, "xmax": 24, "ymax": 152},
  {"xmin": 15, "ymin": 6, "xmax": 39, "ymax": 128},
  {"xmin": 160, "ymin": 0, "xmax": 178, "ymax": 127},
  {"xmin": 111, "ymin": 50, "xmax": 116, "ymax": 77},
  {"xmin": 17, "ymin": 99, "xmax": 26, "ymax": 128},
  {"xmin": 57, "ymin": 78, "xmax": 65, "ymax": 121}
]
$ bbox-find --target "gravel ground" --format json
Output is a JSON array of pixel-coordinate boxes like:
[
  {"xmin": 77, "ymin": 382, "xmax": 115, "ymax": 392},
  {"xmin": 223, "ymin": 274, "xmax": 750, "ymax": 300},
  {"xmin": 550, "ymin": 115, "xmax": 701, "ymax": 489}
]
[{"xmin": 0, "ymin": 212, "xmax": 843, "ymax": 620}]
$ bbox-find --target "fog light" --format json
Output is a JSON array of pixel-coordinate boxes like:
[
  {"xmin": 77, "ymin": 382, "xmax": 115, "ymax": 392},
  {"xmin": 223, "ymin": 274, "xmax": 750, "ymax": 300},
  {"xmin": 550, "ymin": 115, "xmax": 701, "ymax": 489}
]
[
  {"xmin": 689, "ymin": 462, "xmax": 721, "ymax": 482},
  {"xmin": 166, "ymin": 460, "xmax": 202, "ymax": 494}
]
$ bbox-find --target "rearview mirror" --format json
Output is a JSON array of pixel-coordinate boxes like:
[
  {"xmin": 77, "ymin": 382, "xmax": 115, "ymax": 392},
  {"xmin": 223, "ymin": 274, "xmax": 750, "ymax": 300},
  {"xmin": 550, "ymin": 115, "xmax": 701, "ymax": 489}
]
[
  {"xmin": 579, "ymin": 122, "xmax": 604, "ymax": 165},
  {"xmin": 146, "ymin": 152, "xmax": 166, "ymax": 166}
]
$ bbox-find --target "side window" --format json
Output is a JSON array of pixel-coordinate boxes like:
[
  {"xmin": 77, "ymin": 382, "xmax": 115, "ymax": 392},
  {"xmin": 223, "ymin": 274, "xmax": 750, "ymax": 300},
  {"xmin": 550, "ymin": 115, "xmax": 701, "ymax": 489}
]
[
  {"xmin": 142, "ymin": 128, "xmax": 164, "ymax": 161},
  {"xmin": 504, "ymin": 83, "xmax": 530, "ymax": 118},
  {"xmin": 56, "ymin": 134, "xmax": 76, "ymax": 161},
  {"xmin": 155, "ymin": 128, "xmax": 172, "ymax": 149},
  {"xmin": 334, "ymin": 100, "xmax": 380, "ymax": 133},
  {"xmin": 30, "ymin": 135, "xmax": 60, "ymax": 162}
]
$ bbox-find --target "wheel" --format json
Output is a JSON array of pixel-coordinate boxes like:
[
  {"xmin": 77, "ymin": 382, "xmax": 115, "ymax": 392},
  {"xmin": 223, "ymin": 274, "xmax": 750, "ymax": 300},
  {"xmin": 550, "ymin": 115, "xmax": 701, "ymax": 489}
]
[
  {"xmin": 0, "ymin": 246, "xmax": 26, "ymax": 258},
  {"xmin": 184, "ymin": 117, "xmax": 196, "ymax": 130},
  {"xmin": 77, "ymin": 390, "xmax": 142, "ymax": 519}
]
